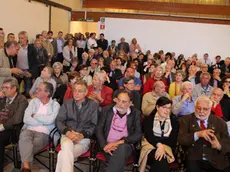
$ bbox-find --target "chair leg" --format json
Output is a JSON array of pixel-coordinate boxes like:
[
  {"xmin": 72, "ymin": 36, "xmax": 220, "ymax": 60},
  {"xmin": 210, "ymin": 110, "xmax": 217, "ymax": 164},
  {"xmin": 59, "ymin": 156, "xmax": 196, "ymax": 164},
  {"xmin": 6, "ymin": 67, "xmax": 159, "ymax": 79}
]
[
  {"xmin": 89, "ymin": 159, "xmax": 91, "ymax": 172},
  {"xmin": 13, "ymin": 144, "xmax": 20, "ymax": 169},
  {"xmin": 96, "ymin": 160, "xmax": 101, "ymax": 172},
  {"xmin": 49, "ymin": 147, "xmax": 55, "ymax": 172}
]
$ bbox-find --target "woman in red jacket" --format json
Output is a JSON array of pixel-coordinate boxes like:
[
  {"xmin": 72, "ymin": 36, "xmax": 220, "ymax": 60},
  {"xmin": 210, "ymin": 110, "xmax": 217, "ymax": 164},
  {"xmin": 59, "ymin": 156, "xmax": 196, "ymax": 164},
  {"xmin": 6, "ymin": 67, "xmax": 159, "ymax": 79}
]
[{"xmin": 87, "ymin": 71, "xmax": 113, "ymax": 107}]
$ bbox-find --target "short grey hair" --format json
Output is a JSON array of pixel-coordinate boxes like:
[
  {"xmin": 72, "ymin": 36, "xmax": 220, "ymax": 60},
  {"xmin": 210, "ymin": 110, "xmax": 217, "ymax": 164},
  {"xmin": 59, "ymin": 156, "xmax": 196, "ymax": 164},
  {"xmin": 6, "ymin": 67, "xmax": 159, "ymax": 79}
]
[
  {"xmin": 200, "ymin": 72, "xmax": 211, "ymax": 79},
  {"xmin": 42, "ymin": 82, "xmax": 54, "ymax": 98},
  {"xmin": 3, "ymin": 77, "xmax": 19, "ymax": 91},
  {"xmin": 94, "ymin": 72, "xmax": 106, "ymax": 83},
  {"xmin": 52, "ymin": 62, "xmax": 63, "ymax": 70},
  {"xmin": 18, "ymin": 31, "xmax": 28, "ymax": 38},
  {"xmin": 181, "ymin": 81, "xmax": 193, "ymax": 91},
  {"xmin": 195, "ymin": 96, "xmax": 212, "ymax": 108}
]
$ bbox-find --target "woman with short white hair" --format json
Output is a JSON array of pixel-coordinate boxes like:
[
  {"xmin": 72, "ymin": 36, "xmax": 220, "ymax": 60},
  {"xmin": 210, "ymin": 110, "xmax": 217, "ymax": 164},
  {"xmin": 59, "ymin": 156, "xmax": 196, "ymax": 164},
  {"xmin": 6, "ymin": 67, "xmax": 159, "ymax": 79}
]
[{"xmin": 87, "ymin": 71, "xmax": 113, "ymax": 107}]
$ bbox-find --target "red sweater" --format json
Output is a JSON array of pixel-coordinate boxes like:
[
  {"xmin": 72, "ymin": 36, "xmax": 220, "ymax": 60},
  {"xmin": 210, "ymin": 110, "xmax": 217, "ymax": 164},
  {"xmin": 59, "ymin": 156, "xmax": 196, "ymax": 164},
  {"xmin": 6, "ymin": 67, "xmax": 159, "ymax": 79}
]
[
  {"xmin": 87, "ymin": 85, "xmax": 113, "ymax": 107},
  {"xmin": 211, "ymin": 104, "xmax": 223, "ymax": 118},
  {"xmin": 64, "ymin": 85, "xmax": 73, "ymax": 101},
  {"xmin": 143, "ymin": 77, "xmax": 169, "ymax": 95}
]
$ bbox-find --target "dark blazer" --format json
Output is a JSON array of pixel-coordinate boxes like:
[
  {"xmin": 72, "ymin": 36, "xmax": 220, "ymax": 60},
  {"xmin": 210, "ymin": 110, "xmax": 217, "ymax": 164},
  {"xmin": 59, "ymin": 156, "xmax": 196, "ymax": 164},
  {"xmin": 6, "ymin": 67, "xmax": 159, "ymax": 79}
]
[
  {"xmin": 108, "ymin": 69, "xmax": 123, "ymax": 90},
  {"xmin": 164, "ymin": 73, "xmax": 176, "ymax": 86},
  {"xmin": 209, "ymin": 77, "xmax": 221, "ymax": 88},
  {"xmin": 51, "ymin": 39, "xmax": 58, "ymax": 57},
  {"xmin": 15, "ymin": 44, "xmax": 39, "ymax": 79},
  {"xmin": 143, "ymin": 110, "xmax": 178, "ymax": 150},
  {"xmin": 96, "ymin": 105, "xmax": 142, "ymax": 149},
  {"xmin": 178, "ymin": 113, "xmax": 230, "ymax": 170},
  {"xmin": 0, "ymin": 93, "xmax": 28, "ymax": 130},
  {"xmin": 220, "ymin": 94, "xmax": 230, "ymax": 121},
  {"xmin": 97, "ymin": 39, "xmax": 108, "ymax": 51},
  {"xmin": 118, "ymin": 42, "xmax": 130, "ymax": 54}
]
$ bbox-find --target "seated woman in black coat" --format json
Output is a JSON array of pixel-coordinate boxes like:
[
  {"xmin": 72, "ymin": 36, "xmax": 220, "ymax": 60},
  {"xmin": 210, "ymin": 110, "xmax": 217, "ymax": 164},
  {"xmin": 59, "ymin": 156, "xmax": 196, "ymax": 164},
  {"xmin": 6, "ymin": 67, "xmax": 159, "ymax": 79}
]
[{"xmin": 143, "ymin": 97, "xmax": 178, "ymax": 172}]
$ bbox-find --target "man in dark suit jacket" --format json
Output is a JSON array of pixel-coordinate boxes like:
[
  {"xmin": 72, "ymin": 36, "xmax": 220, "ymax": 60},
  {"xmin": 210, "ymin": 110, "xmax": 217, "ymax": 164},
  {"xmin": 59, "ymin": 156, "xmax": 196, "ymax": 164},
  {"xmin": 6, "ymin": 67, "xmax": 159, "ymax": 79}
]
[
  {"xmin": 97, "ymin": 33, "xmax": 108, "ymax": 51},
  {"xmin": 117, "ymin": 37, "xmax": 130, "ymax": 54},
  {"xmin": 178, "ymin": 96, "xmax": 230, "ymax": 172},
  {"xmin": 0, "ymin": 77, "xmax": 28, "ymax": 171},
  {"xmin": 183, "ymin": 65, "xmax": 200, "ymax": 85},
  {"xmin": 109, "ymin": 60, "xmax": 122, "ymax": 90},
  {"xmin": 209, "ymin": 68, "xmax": 221, "ymax": 88},
  {"xmin": 96, "ymin": 90, "xmax": 142, "ymax": 172},
  {"xmin": 16, "ymin": 31, "xmax": 39, "ymax": 97}
]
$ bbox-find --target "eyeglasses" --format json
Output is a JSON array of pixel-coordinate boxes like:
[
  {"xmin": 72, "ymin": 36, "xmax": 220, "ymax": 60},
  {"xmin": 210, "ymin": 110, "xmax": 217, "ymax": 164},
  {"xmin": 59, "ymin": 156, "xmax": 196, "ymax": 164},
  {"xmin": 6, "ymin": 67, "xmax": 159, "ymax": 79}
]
[
  {"xmin": 196, "ymin": 106, "xmax": 211, "ymax": 113},
  {"xmin": 1, "ymin": 86, "xmax": 12, "ymax": 90},
  {"xmin": 73, "ymin": 89, "xmax": 85, "ymax": 93},
  {"xmin": 36, "ymin": 88, "xmax": 46, "ymax": 92}
]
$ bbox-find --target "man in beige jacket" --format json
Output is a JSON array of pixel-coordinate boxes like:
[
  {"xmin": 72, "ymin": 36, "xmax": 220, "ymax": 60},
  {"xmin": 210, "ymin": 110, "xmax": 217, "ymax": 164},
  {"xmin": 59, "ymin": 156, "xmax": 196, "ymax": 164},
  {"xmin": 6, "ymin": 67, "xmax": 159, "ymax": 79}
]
[
  {"xmin": 142, "ymin": 81, "xmax": 170, "ymax": 116},
  {"xmin": 0, "ymin": 41, "xmax": 23, "ymax": 85}
]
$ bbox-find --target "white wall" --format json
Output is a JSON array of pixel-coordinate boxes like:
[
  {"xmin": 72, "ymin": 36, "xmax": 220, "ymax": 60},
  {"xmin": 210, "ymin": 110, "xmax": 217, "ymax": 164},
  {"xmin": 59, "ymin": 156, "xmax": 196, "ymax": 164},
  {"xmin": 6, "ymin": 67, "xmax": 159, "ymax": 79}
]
[
  {"xmin": 0, "ymin": 0, "xmax": 49, "ymax": 42},
  {"xmin": 99, "ymin": 18, "xmax": 230, "ymax": 61}
]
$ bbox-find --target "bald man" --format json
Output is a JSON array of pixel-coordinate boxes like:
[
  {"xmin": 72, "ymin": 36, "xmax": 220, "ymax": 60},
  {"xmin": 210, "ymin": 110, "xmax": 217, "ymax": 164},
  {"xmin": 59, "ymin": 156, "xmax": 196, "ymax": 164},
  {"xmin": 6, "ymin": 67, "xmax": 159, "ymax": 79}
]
[{"xmin": 142, "ymin": 81, "xmax": 170, "ymax": 116}]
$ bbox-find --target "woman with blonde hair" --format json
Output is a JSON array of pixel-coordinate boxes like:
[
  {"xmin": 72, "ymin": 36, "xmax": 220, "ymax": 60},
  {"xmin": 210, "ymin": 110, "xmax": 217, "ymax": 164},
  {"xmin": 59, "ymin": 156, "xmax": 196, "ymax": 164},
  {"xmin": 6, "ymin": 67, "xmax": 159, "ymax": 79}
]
[
  {"xmin": 129, "ymin": 38, "xmax": 142, "ymax": 55},
  {"xmin": 168, "ymin": 70, "xmax": 185, "ymax": 99}
]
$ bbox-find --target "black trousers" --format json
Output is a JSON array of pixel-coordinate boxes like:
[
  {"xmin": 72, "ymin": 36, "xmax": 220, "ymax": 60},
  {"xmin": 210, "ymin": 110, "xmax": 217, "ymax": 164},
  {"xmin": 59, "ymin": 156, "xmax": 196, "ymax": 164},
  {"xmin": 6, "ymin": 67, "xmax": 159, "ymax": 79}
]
[
  {"xmin": 0, "ymin": 130, "xmax": 12, "ymax": 172},
  {"xmin": 104, "ymin": 143, "xmax": 133, "ymax": 172},
  {"xmin": 147, "ymin": 149, "xmax": 170, "ymax": 172},
  {"xmin": 187, "ymin": 160, "xmax": 230, "ymax": 172}
]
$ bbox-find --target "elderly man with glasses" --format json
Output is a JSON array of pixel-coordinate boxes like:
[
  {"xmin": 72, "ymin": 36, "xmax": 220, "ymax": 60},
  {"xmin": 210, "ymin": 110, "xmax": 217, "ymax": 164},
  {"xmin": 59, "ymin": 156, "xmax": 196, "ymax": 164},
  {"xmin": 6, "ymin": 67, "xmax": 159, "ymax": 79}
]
[
  {"xmin": 0, "ymin": 77, "xmax": 28, "ymax": 171},
  {"xmin": 178, "ymin": 96, "xmax": 230, "ymax": 172},
  {"xmin": 96, "ymin": 90, "xmax": 142, "ymax": 172},
  {"xmin": 19, "ymin": 82, "xmax": 60, "ymax": 172}
]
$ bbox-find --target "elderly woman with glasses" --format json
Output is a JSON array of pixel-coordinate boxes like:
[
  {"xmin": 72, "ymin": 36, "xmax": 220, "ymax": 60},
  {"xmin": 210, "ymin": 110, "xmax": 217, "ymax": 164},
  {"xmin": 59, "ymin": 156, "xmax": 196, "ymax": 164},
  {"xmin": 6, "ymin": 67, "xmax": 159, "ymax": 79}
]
[
  {"xmin": 52, "ymin": 62, "xmax": 68, "ymax": 104},
  {"xmin": 87, "ymin": 71, "xmax": 113, "ymax": 107},
  {"xmin": 143, "ymin": 97, "xmax": 178, "ymax": 172}
]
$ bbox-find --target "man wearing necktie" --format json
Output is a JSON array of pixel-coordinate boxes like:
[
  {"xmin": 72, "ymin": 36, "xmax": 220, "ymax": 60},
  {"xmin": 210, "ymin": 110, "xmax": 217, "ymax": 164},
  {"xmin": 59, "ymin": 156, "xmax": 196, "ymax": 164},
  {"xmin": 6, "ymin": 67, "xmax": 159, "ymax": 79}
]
[{"xmin": 178, "ymin": 96, "xmax": 230, "ymax": 172}]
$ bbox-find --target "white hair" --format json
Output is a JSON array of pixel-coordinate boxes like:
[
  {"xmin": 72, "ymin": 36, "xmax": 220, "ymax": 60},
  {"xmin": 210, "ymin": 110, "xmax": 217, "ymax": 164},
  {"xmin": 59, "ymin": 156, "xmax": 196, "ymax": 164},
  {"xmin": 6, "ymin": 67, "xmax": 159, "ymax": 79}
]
[
  {"xmin": 195, "ymin": 96, "xmax": 212, "ymax": 108},
  {"xmin": 94, "ymin": 72, "xmax": 106, "ymax": 83},
  {"xmin": 181, "ymin": 81, "xmax": 193, "ymax": 91}
]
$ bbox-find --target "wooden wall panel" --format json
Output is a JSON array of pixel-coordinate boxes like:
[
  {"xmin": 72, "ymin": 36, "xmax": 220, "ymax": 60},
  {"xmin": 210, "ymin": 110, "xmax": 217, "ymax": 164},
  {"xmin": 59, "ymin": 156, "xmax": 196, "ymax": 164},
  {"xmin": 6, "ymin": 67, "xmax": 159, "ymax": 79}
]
[
  {"xmin": 71, "ymin": 11, "xmax": 230, "ymax": 25},
  {"xmin": 83, "ymin": 0, "xmax": 230, "ymax": 16}
]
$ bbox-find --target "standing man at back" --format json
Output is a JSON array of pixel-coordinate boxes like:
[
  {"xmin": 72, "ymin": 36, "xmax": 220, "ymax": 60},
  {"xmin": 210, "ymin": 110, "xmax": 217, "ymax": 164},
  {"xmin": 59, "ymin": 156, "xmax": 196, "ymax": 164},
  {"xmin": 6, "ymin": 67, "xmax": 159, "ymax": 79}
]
[{"xmin": 16, "ymin": 31, "xmax": 38, "ymax": 98}]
